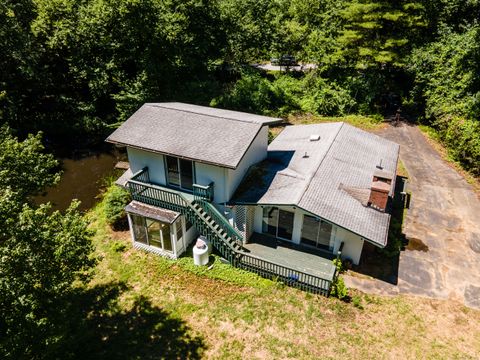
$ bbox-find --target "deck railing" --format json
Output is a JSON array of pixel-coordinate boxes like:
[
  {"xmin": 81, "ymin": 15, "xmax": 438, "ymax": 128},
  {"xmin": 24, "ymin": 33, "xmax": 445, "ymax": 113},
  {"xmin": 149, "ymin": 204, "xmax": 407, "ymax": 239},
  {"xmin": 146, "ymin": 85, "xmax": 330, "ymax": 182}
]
[
  {"xmin": 196, "ymin": 199, "xmax": 243, "ymax": 245},
  {"xmin": 193, "ymin": 182, "xmax": 214, "ymax": 202},
  {"xmin": 126, "ymin": 167, "xmax": 334, "ymax": 296},
  {"xmin": 127, "ymin": 178, "xmax": 186, "ymax": 213},
  {"xmin": 238, "ymin": 253, "xmax": 333, "ymax": 296}
]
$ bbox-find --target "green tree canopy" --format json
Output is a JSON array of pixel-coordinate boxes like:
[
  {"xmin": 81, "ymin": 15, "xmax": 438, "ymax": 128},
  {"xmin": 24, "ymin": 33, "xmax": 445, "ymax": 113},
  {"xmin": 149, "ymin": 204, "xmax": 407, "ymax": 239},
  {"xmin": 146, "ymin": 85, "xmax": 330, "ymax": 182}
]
[
  {"xmin": 0, "ymin": 127, "xmax": 59, "ymax": 200},
  {"xmin": 336, "ymin": 0, "xmax": 427, "ymax": 69},
  {"xmin": 0, "ymin": 128, "xmax": 95, "ymax": 358}
]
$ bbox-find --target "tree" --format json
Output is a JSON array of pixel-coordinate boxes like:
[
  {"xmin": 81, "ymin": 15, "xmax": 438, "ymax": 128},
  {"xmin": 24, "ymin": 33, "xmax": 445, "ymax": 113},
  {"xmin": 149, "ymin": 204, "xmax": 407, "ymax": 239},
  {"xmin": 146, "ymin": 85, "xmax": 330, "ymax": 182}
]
[
  {"xmin": 0, "ymin": 127, "xmax": 59, "ymax": 199},
  {"xmin": 336, "ymin": 0, "xmax": 427, "ymax": 69},
  {"xmin": 0, "ymin": 127, "xmax": 95, "ymax": 358},
  {"xmin": 408, "ymin": 25, "xmax": 480, "ymax": 175}
]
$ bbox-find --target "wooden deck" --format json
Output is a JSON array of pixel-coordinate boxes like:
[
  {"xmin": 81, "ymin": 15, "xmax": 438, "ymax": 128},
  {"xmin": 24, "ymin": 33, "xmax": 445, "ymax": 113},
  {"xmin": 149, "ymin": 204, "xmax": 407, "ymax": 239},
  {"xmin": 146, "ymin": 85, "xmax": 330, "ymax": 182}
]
[{"xmin": 244, "ymin": 233, "xmax": 336, "ymax": 282}]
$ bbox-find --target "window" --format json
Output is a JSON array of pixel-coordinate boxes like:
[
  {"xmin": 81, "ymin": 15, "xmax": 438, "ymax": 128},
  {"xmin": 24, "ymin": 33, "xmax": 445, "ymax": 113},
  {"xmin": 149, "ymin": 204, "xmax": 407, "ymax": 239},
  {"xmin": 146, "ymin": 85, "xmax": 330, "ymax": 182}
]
[
  {"xmin": 180, "ymin": 159, "xmax": 193, "ymax": 190},
  {"xmin": 161, "ymin": 223, "xmax": 172, "ymax": 251},
  {"xmin": 166, "ymin": 156, "xmax": 180, "ymax": 187},
  {"xmin": 132, "ymin": 215, "xmax": 148, "ymax": 244},
  {"xmin": 262, "ymin": 207, "xmax": 278, "ymax": 236},
  {"xmin": 147, "ymin": 219, "xmax": 162, "ymax": 248},
  {"xmin": 131, "ymin": 215, "xmax": 173, "ymax": 253},
  {"xmin": 175, "ymin": 220, "xmax": 183, "ymax": 242},
  {"xmin": 262, "ymin": 207, "xmax": 294, "ymax": 241},
  {"xmin": 300, "ymin": 215, "xmax": 319, "ymax": 248},
  {"xmin": 300, "ymin": 215, "xmax": 332, "ymax": 250},
  {"xmin": 166, "ymin": 156, "xmax": 194, "ymax": 191},
  {"xmin": 277, "ymin": 209, "xmax": 294, "ymax": 240}
]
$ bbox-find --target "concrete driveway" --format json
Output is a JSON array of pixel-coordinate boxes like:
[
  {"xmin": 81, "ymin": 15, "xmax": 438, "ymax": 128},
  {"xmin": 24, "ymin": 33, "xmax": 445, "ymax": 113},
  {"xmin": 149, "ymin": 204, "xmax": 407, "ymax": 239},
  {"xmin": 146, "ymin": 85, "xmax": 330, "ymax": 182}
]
[{"xmin": 344, "ymin": 122, "xmax": 480, "ymax": 309}]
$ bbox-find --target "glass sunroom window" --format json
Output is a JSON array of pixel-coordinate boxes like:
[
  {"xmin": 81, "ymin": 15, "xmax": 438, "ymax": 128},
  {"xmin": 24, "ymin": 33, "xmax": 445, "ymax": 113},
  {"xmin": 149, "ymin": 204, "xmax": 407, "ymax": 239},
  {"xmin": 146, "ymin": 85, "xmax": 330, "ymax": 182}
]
[
  {"xmin": 161, "ymin": 223, "xmax": 172, "ymax": 251},
  {"xmin": 132, "ymin": 215, "xmax": 173, "ymax": 253},
  {"xmin": 132, "ymin": 215, "xmax": 148, "ymax": 244},
  {"xmin": 146, "ymin": 219, "xmax": 162, "ymax": 248}
]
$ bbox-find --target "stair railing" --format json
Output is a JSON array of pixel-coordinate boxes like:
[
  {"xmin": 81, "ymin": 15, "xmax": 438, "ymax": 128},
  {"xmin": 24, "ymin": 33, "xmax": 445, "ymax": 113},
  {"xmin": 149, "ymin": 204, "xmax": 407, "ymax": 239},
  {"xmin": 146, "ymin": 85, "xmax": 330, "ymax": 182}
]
[{"xmin": 126, "ymin": 167, "xmax": 333, "ymax": 295}]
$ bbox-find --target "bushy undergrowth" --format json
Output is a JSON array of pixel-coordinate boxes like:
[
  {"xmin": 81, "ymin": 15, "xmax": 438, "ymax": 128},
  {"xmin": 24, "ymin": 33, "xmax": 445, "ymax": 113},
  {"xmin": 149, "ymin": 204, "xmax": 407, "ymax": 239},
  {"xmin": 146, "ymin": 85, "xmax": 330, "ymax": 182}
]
[
  {"xmin": 435, "ymin": 116, "xmax": 480, "ymax": 176},
  {"xmin": 103, "ymin": 185, "xmax": 131, "ymax": 230},
  {"xmin": 409, "ymin": 25, "xmax": 480, "ymax": 176},
  {"xmin": 330, "ymin": 276, "xmax": 349, "ymax": 300},
  {"xmin": 211, "ymin": 71, "xmax": 357, "ymax": 117}
]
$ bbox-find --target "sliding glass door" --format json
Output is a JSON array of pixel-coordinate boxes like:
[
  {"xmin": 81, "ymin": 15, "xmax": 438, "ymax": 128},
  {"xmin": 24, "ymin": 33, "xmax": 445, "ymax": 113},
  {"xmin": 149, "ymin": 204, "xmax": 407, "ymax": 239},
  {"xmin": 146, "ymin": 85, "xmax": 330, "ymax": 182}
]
[
  {"xmin": 262, "ymin": 206, "xmax": 294, "ymax": 240},
  {"xmin": 166, "ymin": 156, "xmax": 194, "ymax": 191},
  {"xmin": 300, "ymin": 215, "xmax": 332, "ymax": 250}
]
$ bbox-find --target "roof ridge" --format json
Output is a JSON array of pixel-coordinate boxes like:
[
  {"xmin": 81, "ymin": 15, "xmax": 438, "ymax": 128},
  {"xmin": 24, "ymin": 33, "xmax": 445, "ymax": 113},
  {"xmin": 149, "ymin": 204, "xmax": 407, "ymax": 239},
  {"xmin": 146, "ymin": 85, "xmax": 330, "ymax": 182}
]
[
  {"xmin": 295, "ymin": 122, "xmax": 345, "ymax": 205},
  {"xmin": 146, "ymin": 103, "xmax": 267, "ymax": 125}
]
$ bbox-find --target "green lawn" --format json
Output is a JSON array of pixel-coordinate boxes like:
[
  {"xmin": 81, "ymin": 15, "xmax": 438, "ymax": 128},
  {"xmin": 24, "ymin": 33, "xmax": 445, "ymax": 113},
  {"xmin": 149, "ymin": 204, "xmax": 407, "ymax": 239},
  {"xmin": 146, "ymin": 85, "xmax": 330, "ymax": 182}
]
[{"xmin": 80, "ymin": 191, "xmax": 480, "ymax": 359}]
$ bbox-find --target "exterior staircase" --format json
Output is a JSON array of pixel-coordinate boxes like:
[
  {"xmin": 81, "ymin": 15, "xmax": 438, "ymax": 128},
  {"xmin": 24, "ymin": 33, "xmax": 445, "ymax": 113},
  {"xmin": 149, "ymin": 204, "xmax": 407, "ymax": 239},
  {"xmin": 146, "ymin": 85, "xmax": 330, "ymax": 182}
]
[{"xmin": 127, "ymin": 167, "xmax": 335, "ymax": 296}]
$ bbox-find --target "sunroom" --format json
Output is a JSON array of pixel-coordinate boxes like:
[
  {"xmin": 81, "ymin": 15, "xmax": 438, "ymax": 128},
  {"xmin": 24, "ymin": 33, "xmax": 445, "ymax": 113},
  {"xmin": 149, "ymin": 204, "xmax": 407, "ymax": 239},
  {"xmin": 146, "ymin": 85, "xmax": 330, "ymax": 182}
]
[{"xmin": 125, "ymin": 201, "xmax": 197, "ymax": 258}]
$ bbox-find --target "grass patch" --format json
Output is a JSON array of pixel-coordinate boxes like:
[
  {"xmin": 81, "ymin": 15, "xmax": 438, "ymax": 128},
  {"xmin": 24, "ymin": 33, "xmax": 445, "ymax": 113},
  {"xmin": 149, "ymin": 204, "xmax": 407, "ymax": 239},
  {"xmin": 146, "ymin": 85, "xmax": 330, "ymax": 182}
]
[
  {"xmin": 77, "ymin": 187, "xmax": 480, "ymax": 359},
  {"xmin": 397, "ymin": 159, "xmax": 409, "ymax": 178}
]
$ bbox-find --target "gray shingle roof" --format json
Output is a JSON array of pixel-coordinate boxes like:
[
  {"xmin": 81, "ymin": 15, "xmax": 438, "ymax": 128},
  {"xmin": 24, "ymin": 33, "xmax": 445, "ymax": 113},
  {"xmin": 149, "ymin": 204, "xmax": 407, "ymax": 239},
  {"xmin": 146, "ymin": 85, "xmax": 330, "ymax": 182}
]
[
  {"xmin": 232, "ymin": 123, "xmax": 400, "ymax": 247},
  {"xmin": 106, "ymin": 103, "xmax": 281, "ymax": 169},
  {"xmin": 125, "ymin": 201, "xmax": 180, "ymax": 223}
]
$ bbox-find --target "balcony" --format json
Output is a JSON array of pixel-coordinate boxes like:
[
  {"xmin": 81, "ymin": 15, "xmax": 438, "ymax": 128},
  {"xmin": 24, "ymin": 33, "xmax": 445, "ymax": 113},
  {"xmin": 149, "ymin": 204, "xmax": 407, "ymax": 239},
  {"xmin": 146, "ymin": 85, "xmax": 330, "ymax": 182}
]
[{"xmin": 127, "ymin": 167, "xmax": 214, "ymax": 208}]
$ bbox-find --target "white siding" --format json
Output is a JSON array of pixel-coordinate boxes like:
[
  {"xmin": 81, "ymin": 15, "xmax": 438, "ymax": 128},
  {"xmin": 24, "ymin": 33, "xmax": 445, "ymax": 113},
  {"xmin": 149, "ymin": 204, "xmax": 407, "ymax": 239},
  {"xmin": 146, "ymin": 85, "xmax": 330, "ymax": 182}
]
[
  {"xmin": 175, "ymin": 217, "xmax": 198, "ymax": 255},
  {"xmin": 252, "ymin": 205, "xmax": 305, "ymax": 245},
  {"xmin": 127, "ymin": 147, "xmax": 166, "ymax": 185},
  {"xmin": 194, "ymin": 162, "xmax": 228, "ymax": 203},
  {"xmin": 252, "ymin": 205, "xmax": 364, "ymax": 264},
  {"xmin": 226, "ymin": 126, "xmax": 268, "ymax": 200},
  {"xmin": 332, "ymin": 227, "xmax": 364, "ymax": 265}
]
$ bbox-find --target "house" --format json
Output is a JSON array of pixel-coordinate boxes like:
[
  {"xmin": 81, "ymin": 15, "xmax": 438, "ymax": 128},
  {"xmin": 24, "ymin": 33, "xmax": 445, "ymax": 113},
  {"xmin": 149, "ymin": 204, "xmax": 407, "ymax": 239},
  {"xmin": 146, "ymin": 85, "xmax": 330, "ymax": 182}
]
[{"xmin": 107, "ymin": 102, "xmax": 400, "ymax": 295}]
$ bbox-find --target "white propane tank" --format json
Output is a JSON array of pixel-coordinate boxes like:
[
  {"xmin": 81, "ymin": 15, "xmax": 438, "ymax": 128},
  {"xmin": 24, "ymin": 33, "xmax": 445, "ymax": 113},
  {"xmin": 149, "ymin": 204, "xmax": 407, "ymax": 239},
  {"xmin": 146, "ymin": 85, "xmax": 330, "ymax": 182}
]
[{"xmin": 193, "ymin": 237, "xmax": 209, "ymax": 266}]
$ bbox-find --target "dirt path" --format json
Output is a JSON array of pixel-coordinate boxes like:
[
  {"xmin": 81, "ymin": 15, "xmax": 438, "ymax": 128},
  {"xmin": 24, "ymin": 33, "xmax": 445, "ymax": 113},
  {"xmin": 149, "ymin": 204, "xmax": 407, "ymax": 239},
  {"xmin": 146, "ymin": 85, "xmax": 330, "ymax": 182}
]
[{"xmin": 345, "ymin": 122, "xmax": 480, "ymax": 309}]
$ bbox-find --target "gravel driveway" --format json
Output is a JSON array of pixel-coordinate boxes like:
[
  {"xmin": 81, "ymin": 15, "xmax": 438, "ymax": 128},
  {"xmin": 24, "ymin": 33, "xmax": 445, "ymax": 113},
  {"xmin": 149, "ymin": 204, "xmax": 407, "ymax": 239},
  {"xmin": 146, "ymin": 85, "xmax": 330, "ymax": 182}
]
[{"xmin": 345, "ymin": 122, "xmax": 480, "ymax": 309}]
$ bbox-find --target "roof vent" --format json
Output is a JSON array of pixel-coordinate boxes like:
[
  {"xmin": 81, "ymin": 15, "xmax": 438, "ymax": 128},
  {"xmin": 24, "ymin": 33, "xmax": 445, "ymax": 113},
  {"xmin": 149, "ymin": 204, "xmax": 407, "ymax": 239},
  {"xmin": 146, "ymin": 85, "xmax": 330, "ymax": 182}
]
[{"xmin": 309, "ymin": 134, "xmax": 320, "ymax": 141}]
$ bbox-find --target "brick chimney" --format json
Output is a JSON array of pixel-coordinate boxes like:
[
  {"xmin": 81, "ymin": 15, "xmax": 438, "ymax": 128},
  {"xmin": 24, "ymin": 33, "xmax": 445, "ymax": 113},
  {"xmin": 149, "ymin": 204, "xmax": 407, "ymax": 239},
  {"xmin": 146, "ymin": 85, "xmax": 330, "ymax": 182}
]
[{"xmin": 368, "ymin": 169, "xmax": 394, "ymax": 212}]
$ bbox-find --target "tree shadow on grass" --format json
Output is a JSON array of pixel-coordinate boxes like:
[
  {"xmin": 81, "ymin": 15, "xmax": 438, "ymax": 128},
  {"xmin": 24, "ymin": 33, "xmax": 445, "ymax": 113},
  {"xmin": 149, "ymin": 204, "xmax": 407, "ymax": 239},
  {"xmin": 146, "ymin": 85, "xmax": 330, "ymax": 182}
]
[{"xmin": 48, "ymin": 282, "xmax": 205, "ymax": 360}]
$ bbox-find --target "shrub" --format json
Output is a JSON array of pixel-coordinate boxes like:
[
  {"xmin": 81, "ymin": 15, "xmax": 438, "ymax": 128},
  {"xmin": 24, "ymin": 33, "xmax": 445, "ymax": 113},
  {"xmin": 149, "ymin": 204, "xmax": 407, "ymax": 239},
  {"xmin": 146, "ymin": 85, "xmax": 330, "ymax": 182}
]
[
  {"xmin": 436, "ymin": 116, "xmax": 480, "ymax": 175},
  {"xmin": 330, "ymin": 276, "xmax": 349, "ymax": 300},
  {"xmin": 111, "ymin": 241, "xmax": 127, "ymax": 253},
  {"xmin": 211, "ymin": 70, "xmax": 356, "ymax": 117},
  {"xmin": 104, "ymin": 185, "xmax": 131, "ymax": 230},
  {"xmin": 332, "ymin": 258, "xmax": 344, "ymax": 273}
]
